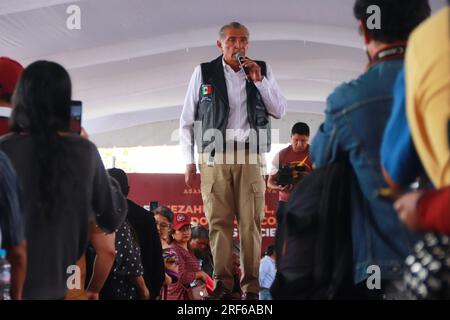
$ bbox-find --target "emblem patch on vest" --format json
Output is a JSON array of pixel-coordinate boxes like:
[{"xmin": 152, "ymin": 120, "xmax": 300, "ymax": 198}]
[{"xmin": 201, "ymin": 84, "xmax": 212, "ymax": 96}]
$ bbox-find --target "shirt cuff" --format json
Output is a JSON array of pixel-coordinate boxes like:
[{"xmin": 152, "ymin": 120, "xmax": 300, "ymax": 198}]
[
  {"xmin": 182, "ymin": 149, "xmax": 195, "ymax": 165},
  {"xmin": 183, "ymin": 155, "xmax": 195, "ymax": 165},
  {"xmin": 254, "ymin": 76, "xmax": 269, "ymax": 90}
]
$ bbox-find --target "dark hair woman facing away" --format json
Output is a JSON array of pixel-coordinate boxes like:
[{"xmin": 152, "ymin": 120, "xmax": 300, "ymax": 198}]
[{"xmin": 0, "ymin": 61, "xmax": 127, "ymax": 299}]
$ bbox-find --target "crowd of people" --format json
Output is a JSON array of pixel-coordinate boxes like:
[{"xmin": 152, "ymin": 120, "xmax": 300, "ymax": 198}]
[{"xmin": 0, "ymin": 0, "xmax": 449, "ymax": 300}]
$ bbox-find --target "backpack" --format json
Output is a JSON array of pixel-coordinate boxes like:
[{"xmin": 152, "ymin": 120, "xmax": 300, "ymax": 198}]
[{"xmin": 271, "ymin": 161, "xmax": 355, "ymax": 299}]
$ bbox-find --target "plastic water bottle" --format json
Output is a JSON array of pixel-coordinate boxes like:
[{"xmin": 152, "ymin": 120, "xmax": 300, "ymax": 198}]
[{"xmin": 0, "ymin": 249, "xmax": 11, "ymax": 300}]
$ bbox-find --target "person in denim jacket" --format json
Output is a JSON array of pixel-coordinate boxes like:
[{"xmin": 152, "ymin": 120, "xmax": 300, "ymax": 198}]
[{"xmin": 311, "ymin": 0, "xmax": 430, "ymax": 299}]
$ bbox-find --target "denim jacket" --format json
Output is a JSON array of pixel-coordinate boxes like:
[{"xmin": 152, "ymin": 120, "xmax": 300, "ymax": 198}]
[
  {"xmin": 0, "ymin": 150, "xmax": 25, "ymax": 249},
  {"xmin": 311, "ymin": 60, "xmax": 419, "ymax": 284}
]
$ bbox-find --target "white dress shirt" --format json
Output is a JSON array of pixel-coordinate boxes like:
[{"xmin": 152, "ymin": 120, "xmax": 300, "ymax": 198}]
[{"xmin": 180, "ymin": 58, "xmax": 287, "ymax": 164}]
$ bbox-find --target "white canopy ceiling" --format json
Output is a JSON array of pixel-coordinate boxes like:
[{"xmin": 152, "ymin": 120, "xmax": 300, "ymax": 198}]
[{"xmin": 1, "ymin": 0, "xmax": 446, "ymax": 147}]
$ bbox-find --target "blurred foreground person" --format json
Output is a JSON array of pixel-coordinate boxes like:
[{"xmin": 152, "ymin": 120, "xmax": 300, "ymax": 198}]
[{"xmin": 0, "ymin": 61, "xmax": 126, "ymax": 299}]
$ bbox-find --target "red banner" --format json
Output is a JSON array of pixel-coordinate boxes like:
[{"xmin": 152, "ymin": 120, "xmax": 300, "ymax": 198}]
[{"xmin": 127, "ymin": 173, "xmax": 279, "ymax": 254}]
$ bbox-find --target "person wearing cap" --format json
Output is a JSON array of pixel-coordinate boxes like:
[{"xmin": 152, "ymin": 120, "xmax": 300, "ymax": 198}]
[
  {"xmin": 166, "ymin": 212, "xmax": 210, "ymax": 300},
  {"xmin": 0, "ymin": 57, "xmax": 24, "ymax": 136}
]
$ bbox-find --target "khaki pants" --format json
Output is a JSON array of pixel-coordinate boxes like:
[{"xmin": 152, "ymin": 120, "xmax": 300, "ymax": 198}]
[{"xmin": 199, "ymin": 151, "xmax": 266, "ymax": 294}]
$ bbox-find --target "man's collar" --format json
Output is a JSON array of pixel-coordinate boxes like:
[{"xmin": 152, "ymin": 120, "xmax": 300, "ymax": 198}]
[
  {"xmin": 222, "ymin": 57, "xmax": 242, "ymax": 74},
  {"xmin": 366, "ymin": 41, "xmax": 407, "ymax": 69},
  {"xmin": 370, "ymin": 41, "xmax": 407, "ymax": 60},
  {"xmin": 222, "ymin": 57, "xmax": 232, "ymax": 73}
]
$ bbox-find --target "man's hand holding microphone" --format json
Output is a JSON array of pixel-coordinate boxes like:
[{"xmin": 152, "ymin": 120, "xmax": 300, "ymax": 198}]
[{"xmin": 235, "ymin": 52, "xmax": 263, "ymax": 82}]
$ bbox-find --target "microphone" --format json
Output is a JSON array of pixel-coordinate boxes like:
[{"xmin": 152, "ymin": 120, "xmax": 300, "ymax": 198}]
[{"xmin": 235, "ymin": 52, "xmax": 252, "ymax": 83}]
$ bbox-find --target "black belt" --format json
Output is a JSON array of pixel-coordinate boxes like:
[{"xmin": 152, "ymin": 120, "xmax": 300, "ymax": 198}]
[
  {"xmin": 219, "ymin": 142, "xmax": 254, "ymax": 152},
  {"xmin": 208, "ymin": 142, "xmax": 257, "ymax": 163}
]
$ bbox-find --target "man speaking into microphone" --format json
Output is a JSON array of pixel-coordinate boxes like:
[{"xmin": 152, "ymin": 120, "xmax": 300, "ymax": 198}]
[{"xmin": 180, "ymin": 22, "xmax": 286, "ymax": 300}]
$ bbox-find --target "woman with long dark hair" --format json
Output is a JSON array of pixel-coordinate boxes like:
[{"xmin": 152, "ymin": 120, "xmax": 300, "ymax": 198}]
[{"xmin": 0, "ymin": 60, "xmax": 126, "ymax": 299}]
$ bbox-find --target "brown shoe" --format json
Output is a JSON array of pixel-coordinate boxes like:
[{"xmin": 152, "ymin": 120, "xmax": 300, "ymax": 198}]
[
  {"xmin": 204, "ymin": 281, "xmax": 233, "ymax": 300},
  {"xmin": 242, "ymin": 292, "xmax": 259, "ymax": 300}
]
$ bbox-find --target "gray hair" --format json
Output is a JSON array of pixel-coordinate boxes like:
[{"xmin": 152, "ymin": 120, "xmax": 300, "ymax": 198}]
[
  {"xmin": 218, "ymin": 22, "xmax": 249, "ymax": 40},
  {"xmin": 153, "ymin": 206, "xmax": 174, "ymax": 223}
]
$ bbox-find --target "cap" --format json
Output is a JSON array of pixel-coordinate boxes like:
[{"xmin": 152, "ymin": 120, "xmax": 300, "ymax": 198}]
[
  {"xmin": 172, "ymin": 212, "xmax": 191, "ymax": 231},
  {"xmin": 0, "ymin": 57, "xmax": 24, "ymax": 96}
]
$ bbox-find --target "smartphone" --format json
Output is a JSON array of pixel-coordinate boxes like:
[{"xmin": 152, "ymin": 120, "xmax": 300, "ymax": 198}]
[
  {"xmin": 70, "ymin": 100, "xmax": 82, "ymax": 134},
  {"xmin": 149, "ymin": 201, "xmax": 159, "ymax": 211}
]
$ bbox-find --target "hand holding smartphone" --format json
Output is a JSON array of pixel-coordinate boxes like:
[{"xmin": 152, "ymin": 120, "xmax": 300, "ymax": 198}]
[{"xmin": 70, "ymin": 100, "xmax": 82, "ymax": 134}]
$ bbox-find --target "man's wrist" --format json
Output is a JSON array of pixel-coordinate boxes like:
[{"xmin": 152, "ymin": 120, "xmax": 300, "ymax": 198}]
[
  {"xmin": 186, "ymin": 163, "xmax": 196, "ymax": 172},
  {"xmin": 254, "ymin": 76, "xmax": 266, "ymax": 88}
]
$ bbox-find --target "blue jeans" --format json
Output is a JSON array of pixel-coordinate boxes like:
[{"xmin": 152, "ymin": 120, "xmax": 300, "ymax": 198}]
[{"xmin": 259, "ymin": 289, "xmax": 272, "ymax": 300}]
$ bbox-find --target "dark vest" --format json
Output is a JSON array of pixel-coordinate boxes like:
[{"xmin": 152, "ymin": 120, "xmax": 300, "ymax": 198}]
[{"xmin": 194, "ymin": 55, "xmax": 271, "ymax": 154}]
